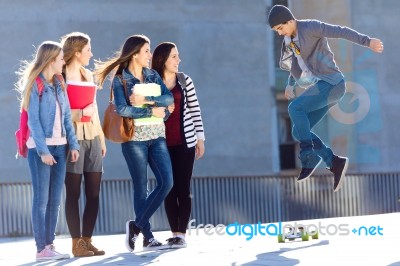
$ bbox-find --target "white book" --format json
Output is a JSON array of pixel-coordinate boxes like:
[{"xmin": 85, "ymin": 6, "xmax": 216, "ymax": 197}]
[{"xmin": 133, "ymin": 83, "xmax": 163, "ymax": 126}]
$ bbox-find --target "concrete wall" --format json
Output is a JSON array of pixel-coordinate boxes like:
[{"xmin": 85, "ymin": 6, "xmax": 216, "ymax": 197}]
[
  {"xmin": 349, "ymin": 0, "xmax": 399, "ymax": 172},
  {"xmin": 0, "ymin": 0, "xmax": 279, "ymax": 182}
]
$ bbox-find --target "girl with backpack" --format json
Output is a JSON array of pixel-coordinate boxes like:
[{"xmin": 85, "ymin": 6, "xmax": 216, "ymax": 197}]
[{"xmin": 16, "ymin": 41, "xmax": 79, "ymax": 261}]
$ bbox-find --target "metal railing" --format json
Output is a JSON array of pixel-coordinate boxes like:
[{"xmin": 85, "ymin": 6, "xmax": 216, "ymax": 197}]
[{"xmin": 1, "ymin": 173, "xmax": 399, "ymax": 237}]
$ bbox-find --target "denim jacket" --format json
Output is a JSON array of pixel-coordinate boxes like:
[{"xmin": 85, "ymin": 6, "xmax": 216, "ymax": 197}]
[
  {"xmin": 113, "ymin": 68, "xmax": 173, "ymax": 119},
  {"xmin": 27, "ymin": 74, "xmax": 79, "ymax": 156}
]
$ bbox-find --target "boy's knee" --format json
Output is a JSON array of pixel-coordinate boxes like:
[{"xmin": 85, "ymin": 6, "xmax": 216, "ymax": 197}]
[
  {"xmin": 291, "ymin": 127, "xmax": 299, "ymax": 141},
  {"xmin": 288, "ymin": 101, "xmax": 303, "ymax": 115}
]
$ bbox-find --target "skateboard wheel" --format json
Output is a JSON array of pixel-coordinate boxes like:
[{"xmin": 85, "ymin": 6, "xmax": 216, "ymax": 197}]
[
  {"xmin": 301, "ymin": 233, "xmax": 309, "ymax": 241},
  {"xmin": 311, "ymin": 231, "xmax": 319, "ymax": 240},
  {"xmin": 278, "ymin": 234, "xmax": 285, "ymax": 243}
]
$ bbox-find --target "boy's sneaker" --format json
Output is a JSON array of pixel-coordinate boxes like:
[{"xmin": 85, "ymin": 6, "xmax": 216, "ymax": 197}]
[
  {"xmin": 328, "ymin": 155, "xmax": 349, "ymax": 192},
  {"xmin": 171, "ymin": 237, "xmax": 187, "ymax": 249},
  {"xmin": 297, "ymin": 153, "xmax": 322, "ymax": 182},
  {"xmin": 143, "ymin": 238, "xmax": 166, "ymax": 251},
  {"xmin": 125, "ymin": 220, "xmax": 139, "ymax": 252},
  {"xmin": 36, "ymin": 244, "xmax": 70, "ymax": 261}
]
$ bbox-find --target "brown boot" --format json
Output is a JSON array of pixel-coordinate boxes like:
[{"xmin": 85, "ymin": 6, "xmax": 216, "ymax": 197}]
[
  {"xmin": 82, "ymin": 237, "xmax": 105, "ymax": 256},
  {"xmin": 72, "ymin": 238, "xmax": 94, "ymax": 257}
]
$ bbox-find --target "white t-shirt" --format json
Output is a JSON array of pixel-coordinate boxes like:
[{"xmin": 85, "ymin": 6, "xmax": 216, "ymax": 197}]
[
  {"xmin": 284, "ymin": 34, "xmax": 320, "ymax": 88},
  {"xmin": 26, "ymin": 100, "xmax": 67, "ymax": 149}
]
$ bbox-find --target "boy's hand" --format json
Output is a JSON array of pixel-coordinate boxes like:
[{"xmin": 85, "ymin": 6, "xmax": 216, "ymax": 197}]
[
  {"xmin": 369, "ymin": 38, "xmax": 384, "ymax": 53},
  {"xmin": 285, "ymin": 85, "xmax": 295, "ymax": 100}
]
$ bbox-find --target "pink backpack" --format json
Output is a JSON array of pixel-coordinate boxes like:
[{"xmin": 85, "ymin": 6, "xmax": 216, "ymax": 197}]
[{"xmin": 15, "ymin": 77, "xmax": 44, "ymax": 158}]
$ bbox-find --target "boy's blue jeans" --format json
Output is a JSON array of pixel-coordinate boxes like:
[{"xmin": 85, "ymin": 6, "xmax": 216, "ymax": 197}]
[
  {"xmin": 121, "ymin": 137, "xmax": 173, "ymax": 240},
  {"xmin": 288, "ymin": 80, "xmax": 346, "ymax": 167}
]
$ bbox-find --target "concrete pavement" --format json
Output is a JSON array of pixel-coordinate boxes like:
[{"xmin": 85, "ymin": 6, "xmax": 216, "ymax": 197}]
[{"xmin": 1, "ymin": 213, "xmax": 399, "ymax": 265}]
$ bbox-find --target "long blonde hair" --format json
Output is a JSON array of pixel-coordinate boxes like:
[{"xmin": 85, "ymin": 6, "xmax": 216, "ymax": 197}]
[
  {"xmin": 94, "ymin": 34, "xmax": 150, "ymax": 87},
  {"xmin": 16, "ymin": 41, "xmax": 62, "ymax": 110}
]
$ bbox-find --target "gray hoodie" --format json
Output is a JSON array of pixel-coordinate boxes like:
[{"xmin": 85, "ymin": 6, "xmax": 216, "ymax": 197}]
[{"xmin": 280, "ymin": 19, "xmax": 371, "ymax": 86}]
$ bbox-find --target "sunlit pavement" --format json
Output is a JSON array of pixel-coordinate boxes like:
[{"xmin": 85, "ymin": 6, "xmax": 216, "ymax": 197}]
[{"xmin": 1, "ymin": 213, "xmax": 399, "ymax": 266}]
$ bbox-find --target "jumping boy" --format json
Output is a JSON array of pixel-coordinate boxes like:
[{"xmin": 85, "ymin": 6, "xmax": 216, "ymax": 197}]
[{"xmin": 268, "ymin": 5, "xmax": 383, "ymax": 191}]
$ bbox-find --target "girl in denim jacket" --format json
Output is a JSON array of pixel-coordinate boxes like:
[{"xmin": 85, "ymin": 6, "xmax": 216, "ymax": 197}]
[
  {"xmin": 95, "ymin": 35, "xmax": 173, "ymax": 251},
  {"xmin": 16, "ymin": 41, "xmax": 79, "ymax": 261}
]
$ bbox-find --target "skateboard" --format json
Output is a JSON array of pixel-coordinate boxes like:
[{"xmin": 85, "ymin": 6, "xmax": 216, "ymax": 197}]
[{"xmin": 277, "ymin": 226, "xmax": 319, "ymax": 243}]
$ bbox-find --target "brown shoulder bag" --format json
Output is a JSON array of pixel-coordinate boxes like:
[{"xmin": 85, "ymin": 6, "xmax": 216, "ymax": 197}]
[{"xmin": 102, "ymin": 75, "xmax": 134, "ymax": 143}]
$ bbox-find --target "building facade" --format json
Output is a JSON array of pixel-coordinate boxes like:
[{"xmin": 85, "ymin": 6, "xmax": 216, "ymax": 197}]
[{"xmin": 0, "ymin": 0, "xmax": 396, "ymax": 183}]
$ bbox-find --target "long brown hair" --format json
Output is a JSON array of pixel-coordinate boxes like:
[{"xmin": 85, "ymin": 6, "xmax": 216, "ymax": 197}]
[
  {"xmin": 16, "ymin": 41, "xmax": 62, "ymax": 110},
  {"xmin": 61, "ymin": 32, "xmax": 90, "ymax": 66},
  {"xmin": 61, "ymin": 32, "xmax": 92, "ymax": 82},
  {"xmin": 151, "ymin": 42, "xmax": 176, "ymax": 80},
  {"xmin": 94, "ymin": 34, "xmax": 150, "ymax": 87}
]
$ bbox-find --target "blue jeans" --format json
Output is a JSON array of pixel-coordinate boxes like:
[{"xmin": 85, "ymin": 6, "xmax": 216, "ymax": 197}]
[
  {"xmin": 28, "ymin": 145, "xmax": 67, "ymax": 252},
  {"xmin": 288, "ymin": 80, "xmax": 346, "ymax": 167},
  {"xmin": 121, "ymin": 137, "xmax": 173, "ymax": 240}
]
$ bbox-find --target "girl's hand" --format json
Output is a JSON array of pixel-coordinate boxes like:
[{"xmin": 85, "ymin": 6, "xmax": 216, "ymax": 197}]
[
  {"xmin": 70, "ymin": 150, "xmax": 79, "ymax": 162},
  {"xmin": 130, "ymin": 94, "xmax": 146, "ymax": 106},
  {"xmin": 82, "ymin": 103, "xmax": 95, "ymax": 117},
  {"xmin": 168, "ymin": 103, "xmax": 175, "ymax": 113},
  {"xmin": 152, "ymin": 107, "xmax": 166, "ymax": 118},
  {"xmin": 41, "ymin": 154, "xmax": 57, "ymax": 166},
  {"xmin": 195, "ymin": 139, "xmax": 205, "ymax": 160}
]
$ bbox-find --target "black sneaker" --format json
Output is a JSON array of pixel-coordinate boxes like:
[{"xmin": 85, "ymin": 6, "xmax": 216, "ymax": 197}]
[
  {"xmin": 125, "ymin": 220, "xmax": 139, "ymax": 252},
  {"xmin": 328, "ymin": 155, "xmax": 349, "ymax": 192},
  {"xmin": 143, "ymin": 238, "xmax": 166, "ymax": 251},
  {"xmin": 171, "ymin": 237, "xmax": 187, "ymax": 249},
  {"xmin": 166, "ymin": 237, "xmax": 176, "ymax": 247},
  {"xmin": 297, "ymin": 153, "xmax": 322, "ymax": 182}
]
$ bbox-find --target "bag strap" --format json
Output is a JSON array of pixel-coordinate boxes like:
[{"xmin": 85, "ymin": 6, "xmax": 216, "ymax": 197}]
[
  {"xmin": 109, "ymin": 74, "xmax": 128, "ymax": 103},
  {"xmin": 177, "ymin": 72, "xmax": 186, "ymax": 90},
  {"xmin": 35, "ymin": 76, "xmax": 45, "ymax": 95},
  {"xmin": 35, "ymin": 75, "xmax": 65, "ymax": 93}
]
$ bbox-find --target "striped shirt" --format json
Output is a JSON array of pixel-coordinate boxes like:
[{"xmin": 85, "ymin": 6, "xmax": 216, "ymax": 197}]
[{"xmin": 177, "ymin": 73, "xmax": 205, "ymax": 148}]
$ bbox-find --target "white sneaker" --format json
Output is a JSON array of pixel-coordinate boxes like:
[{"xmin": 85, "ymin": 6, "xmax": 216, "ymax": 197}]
[{"xmin": 36, "ymin": 244, "xmax": 70, "ymax": 261}]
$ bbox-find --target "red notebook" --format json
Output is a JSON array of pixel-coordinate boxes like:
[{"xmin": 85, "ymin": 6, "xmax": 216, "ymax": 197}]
[{"xmin": 66, "ymin": 81, "xmax": 96, "ymax": 122}]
